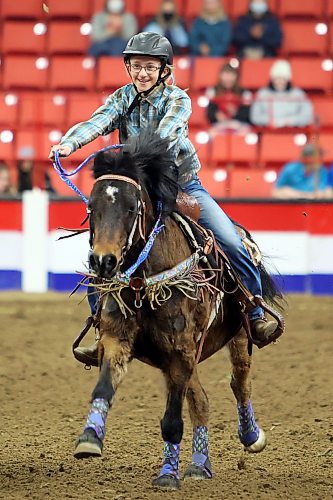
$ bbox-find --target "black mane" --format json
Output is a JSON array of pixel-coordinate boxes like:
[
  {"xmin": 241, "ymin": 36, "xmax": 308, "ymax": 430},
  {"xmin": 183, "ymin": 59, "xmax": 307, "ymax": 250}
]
[{"xmin": 93, "ymin": 128, "xmax": 179, "ymax": 217}]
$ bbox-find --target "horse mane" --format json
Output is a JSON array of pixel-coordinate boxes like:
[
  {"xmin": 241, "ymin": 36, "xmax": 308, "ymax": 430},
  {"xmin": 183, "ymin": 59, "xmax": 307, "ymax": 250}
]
[{"xmin": 93, "ymin": 128, "xmax": 179, "ymax": 217}]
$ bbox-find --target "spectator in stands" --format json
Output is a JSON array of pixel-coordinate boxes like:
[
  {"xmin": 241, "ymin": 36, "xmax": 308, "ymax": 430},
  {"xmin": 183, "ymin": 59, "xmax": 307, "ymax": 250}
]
[
  {"xmin": 17, "ymin": 160, "xmax": 34, "ymax": 193},
  {"xmin": 250, "ymin": 60, "xmax": 314, "ymax": 128},
  {"xmin": 88, "ymin": 0, "xmax": 138, "ymax": 58},
  {"xmin": 0, "ymin": 163, "xmax": 15, "ymax": 195},
  {"xmin": 206, "ymin": 62, "xmax": 252, "ymax": 134},
  {"xmin": 190, "ymin": 0, "xmax": 231, "ymax": 57},
  {"xmin": 273, "ymin": 144, "xmax": 331, "ymax": 199},
  {"xmin": 233, "ymin": 0, "xmax": 282, "ymax": 59},
  {"xmin": 327, "ymin": 165, "xmax": 333, "ymax": 196},
  {"xmin": 144, "ymin": 0, "xmax": 189, "ymax": 55}
]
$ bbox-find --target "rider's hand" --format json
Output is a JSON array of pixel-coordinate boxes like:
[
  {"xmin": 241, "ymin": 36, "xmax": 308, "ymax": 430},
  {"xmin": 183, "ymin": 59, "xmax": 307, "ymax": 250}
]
[{"xmin": 48, "ymin": 144, "xmax": 72, "ymax": 160}]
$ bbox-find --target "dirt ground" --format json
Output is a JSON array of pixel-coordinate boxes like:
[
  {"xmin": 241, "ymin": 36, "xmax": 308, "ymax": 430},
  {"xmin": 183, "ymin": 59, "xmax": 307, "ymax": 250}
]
[{"xmin": 0, "ymin": 293, "xmax": 332, "ymax": 500}]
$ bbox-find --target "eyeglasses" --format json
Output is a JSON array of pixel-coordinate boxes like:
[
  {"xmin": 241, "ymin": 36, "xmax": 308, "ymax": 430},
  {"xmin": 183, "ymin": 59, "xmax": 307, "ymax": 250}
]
[{"xmin": 128, "ymin": 63, "xmax": 161, "ymax": 74}]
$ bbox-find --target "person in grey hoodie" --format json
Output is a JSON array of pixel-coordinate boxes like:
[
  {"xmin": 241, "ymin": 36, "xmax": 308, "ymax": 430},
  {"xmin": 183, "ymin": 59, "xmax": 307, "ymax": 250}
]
[{"xmin": 250, "ymin": 60, "xmax": 313, "ymax": 128}]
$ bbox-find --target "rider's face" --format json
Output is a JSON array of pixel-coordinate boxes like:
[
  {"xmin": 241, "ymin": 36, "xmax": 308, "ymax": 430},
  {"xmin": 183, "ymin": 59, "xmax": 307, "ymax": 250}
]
[{"xmin": 126, "ymin": 56, "xmax": 167, "ymax": 93}]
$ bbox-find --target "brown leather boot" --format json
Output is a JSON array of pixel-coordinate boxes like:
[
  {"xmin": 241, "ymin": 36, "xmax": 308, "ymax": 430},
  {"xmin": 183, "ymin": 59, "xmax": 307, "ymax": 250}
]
[
  {"xmin": 73, "ymin": 341, "xmax": 99, "ymax": 367},
  {"xmin": 250, "ymin": 317, "xmax": 279, "ymax": 348}
]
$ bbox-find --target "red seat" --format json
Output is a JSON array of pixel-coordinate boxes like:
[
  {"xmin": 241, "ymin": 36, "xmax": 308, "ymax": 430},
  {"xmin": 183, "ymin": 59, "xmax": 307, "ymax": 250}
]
[
  {"xmin": 317, "ymin": 133, "xmax": 333, "ymax": 161},
  {"xmin": 2, "ymin": 21, "xmax": 47, "ymax": 54},
  {"xmin": 19, "ymin": 92, "xmax": 67, "ymax": 127},
  {"xmin": 15, "ymin": 129, "xmax": 65, "ymax": 160},
  {"xmin": 192, "ymin": 58, "xmax": 228, "ymax": 91},
  {"xmin": 211, "ymin": 135, "xmax": 228, "ymax": 165},
  {"xmin": 67, "ymin": 93, "xmax": 102, "ymax": 127},
  {"xmin": 0, "ymin": 0, "xmax": 45, "ymax": 19},
  {"xmin": 328, "ymin": 0, "xmax": 333, "ymax": 18},
  {"xmin": 291, "ymin": 57, "xmax": 333, "ymax": 92},
  {"xmin": 189, "ymin": 95, "xmax": 209, "ymax": 128},
  {"xmin": 229, "ymin": 168, "xmax": 274, "ymax": 198},
  {"xmin": 0, "ymin": 92, "xmax": 19, "ymax": 126},
  {"xmin": 50, "ymin": 56, "xmax": 95, "ymax": 90},
  {"xmin": 0, "ymin": 139, "xmax": 15, "ymax": 161},
  {"xmin": 68, "ymin": 137, "xmax": 105, "ymax": 162},
  {"xmin": 189, "ymin": 131, "xmax": 210, "ymax": 165},
  {"xmin": 282, "ymin": 21, "xmax": 328, "ymax": 56},
  {"xmin": 198, "ymin": 168, "xmax": 227, "ymax": 198},
  {"xmin": 173, "ymin": 56, "xmax": 191, "ymax": 90},
  {"xmin": 184, "ymin": 0, "xmax": 204, "ymax": 20},
  {"xmin": 47, "ymin": 167, "xmax": 81, "ymax": 196},
  {"xmin": 48, "ymin": 21, "xmax": 90, "ymax": 54},
  {"xmin": 45, "ymin": 0, "xmax": 90, "ymax": 19},
  {"xmin": 3, "ymin": 56, "xmax": 49, "ymax": 90},
  {"xmin": 260, "ymin": 133, "xmax": 302, "ymax": 165},
  {"xmin": 229, "ymin": 134, "xmax": 259, "ymax": 164},
  {"xmin": 240, "ymin": 59, "xmax": 276, "ymax": 90},
  {"xmin": 96, "ymin": 57, "xmax": 129, "ymax": 90},
  {"xmin": 278, "ymin": 0, "xmax": 324, "ymax": 18},
  {"xmin": 312, "ymin": 96, "xmax": 333, "ymax": 128}
]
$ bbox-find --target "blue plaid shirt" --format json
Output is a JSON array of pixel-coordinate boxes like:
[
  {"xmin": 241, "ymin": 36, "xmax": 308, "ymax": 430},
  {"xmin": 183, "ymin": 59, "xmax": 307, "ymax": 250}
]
[{"xmin": 61, "ymin": 83, "xmax": 201, "ymax": 185}]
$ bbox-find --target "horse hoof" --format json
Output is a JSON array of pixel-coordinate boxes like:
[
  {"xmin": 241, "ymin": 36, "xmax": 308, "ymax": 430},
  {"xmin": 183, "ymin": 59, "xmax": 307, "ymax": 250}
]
[
  {"xmin": 244, "ymin": 428, "xmax": 267, "ymax": 453},
  {"xmin": 152, "ymin": 475, "xmax": 181, "ymax": 490},
  {"xmin": 183, "ymin": 463, "xmax": 212, "ymax": 480},
  {"xmin": 74, "ymin": 429, "xmax": 103, "ymax": 459}
]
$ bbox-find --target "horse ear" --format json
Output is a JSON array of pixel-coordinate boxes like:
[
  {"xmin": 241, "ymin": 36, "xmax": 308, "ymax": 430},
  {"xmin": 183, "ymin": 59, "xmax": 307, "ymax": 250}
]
[{"xmin": 92, "ymin": 151, "xmax": 113, "ymax": 179}]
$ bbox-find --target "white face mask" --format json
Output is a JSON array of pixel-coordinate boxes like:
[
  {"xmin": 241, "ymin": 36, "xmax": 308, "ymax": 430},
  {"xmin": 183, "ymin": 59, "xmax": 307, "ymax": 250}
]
[
  {"xmin": 107, "ymin": 0, "xmax": 124, "ymax": 13},
  {"xmin": 250, "ymin": 1, "xmax": 268, "ymax": 15}
]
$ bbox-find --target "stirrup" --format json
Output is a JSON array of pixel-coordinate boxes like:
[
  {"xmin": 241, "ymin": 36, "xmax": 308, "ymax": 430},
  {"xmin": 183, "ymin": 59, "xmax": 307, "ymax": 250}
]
[{"xmin": 72, "ymin": 316, "xmax": 99, "ymax": 367}]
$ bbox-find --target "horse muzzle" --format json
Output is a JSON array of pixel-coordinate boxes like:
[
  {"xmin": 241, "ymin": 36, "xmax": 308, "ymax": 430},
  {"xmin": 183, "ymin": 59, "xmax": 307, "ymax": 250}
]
[{"xmin": 89, "ymin": 252, "xmax": 119, "ymax": 279}]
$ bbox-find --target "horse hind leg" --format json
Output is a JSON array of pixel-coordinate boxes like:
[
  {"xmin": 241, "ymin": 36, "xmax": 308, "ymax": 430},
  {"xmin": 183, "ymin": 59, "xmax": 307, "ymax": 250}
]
[
  {"xmin": 183, "ymin": 367, "xmax": 213, "ymax": 480},
  {"xmin": 74, "ymin": 336, "xmax": 131, "ymax": 459},
  {"xmin": 228, "ymin": 329, "xmax": 266, "ymax": 453}
]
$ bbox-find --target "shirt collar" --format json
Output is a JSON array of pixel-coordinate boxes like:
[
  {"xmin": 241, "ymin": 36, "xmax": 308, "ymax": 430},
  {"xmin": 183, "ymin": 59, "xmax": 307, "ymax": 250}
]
[{"xmin": 128, "ymin": 83, "xmax": 165, "ymax": 108}]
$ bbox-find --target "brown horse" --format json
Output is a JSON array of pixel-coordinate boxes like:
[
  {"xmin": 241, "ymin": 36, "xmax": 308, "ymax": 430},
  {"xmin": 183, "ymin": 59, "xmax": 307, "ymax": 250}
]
[{"xmin": 73, "ymin": 129, "xmax": 283, "ymax": 489}]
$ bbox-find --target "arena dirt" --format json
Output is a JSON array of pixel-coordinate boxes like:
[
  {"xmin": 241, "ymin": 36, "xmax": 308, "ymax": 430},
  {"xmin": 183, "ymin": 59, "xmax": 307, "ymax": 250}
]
[{"xmin": 0, "ymin": 293, "xmax": 332, "ymax": 499}]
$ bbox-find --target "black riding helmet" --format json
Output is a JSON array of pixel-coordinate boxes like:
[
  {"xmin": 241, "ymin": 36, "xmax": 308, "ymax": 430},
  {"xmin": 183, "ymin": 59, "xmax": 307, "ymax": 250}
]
[{"xmin": 123, "ymin": 33, "xmax": 174, "ymax": 117}]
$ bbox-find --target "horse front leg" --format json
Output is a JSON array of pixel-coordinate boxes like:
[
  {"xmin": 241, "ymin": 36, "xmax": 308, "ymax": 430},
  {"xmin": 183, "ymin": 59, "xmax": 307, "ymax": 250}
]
[
  {"xmin": 228, "ymin": 328, "xmax": 266, "ymax": 453},
  {"xmin": 74, "ymin": 334, "xmax": 132, "ymax": 459}
]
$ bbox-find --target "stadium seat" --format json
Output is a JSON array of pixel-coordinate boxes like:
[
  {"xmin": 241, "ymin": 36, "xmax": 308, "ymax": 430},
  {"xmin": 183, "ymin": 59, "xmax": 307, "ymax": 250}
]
[
  {"xmin": 192, "ymin": 58, "xmax": 228, "ymax": 91},
  {"xmin": 3, "ymin": 56, "xmax": 49, "ymax": 90},
  {"xmin": 229, "ymin": 134, "xmax": 259, "ymax": 164},
  {"xmin": 328, "ymin": 0, "xmax": 333, "ymax": 18},
  {"xmin": 173, "ymin": 56, "xmax": 191, "ymax": 90},
  {"xmin": 48, "ymin": 21, "xmax": 90, "ymax": 54},
  {"xmin": 317, "ymin": 133, "xmax": 333, "ymax": 161},
  {"xmin": 228, "ymin": 168, "xmax": 275, "ymax": 198},
  {"xmin": 2, "ymin": 21, "xmax": 47, "ymax": 54},
  {"xmin": 211, "ymin": 135, "xmax": 228, "ymax": 165},
  {"xmin": 198, "ymin": 168, "xmax": 227, "ymax": 198},
  {"xmin": 240, "ymin": 59, "xmax": 276, "ymax": 90},
  {"xmin": 0, "ymin": 92, "xmax": 18, "ymax": 126},
  {"xmin": 278, "ymin": 0, "xmax": 324, "ymax": 18},
  {"xmin": 291, "ymin": 57, "xmax": 333, "ymax": 93},
  {"xmin": 185, "ymin": 0, "xmax": 204, "ymax": 20},
  {"xmin": 312, "ymin": 96, "xmax": 333, "ymax": 128},
  {"xmin": 50, "ymin": 56, "xmax": 95, "ymax": 90},
  {"xmin": 189, "ymin": 95, "xmax": 209, "ymax": 128},
  {"xmin": 45, "ymin": 0, "xmax": 91, "ymax": 19},
  {"xmin": 0, "ymin": 0, "xmax": 45, "ymax": 19},
  {"xmin": 189, "ymin": 131, "xmax": 211, "ymax": 165},
  {"xmin": 282, "ymin": 21, "xmax": 328, "ymax": 56},
  {"xmin": 15, "ymin": 129, "xmax": 65, "ymax": 160},
  {"xmin": 260, "ymin": 133, "xmax": 302, "ymax": 165},
  {"xmin": 67, "ymin": 93, "xmax": 102, "ymax": 127},
  {"xmin": 0, "ymin": 139, "xmax": 14, "ymax": 161},
  {"xmin": 47, "ymin": 167, "xmax": 81, "ymax": 196},
  {"xmin": 96, "ymin": 57, "xmax": 129, "ymax": 90},
  {"xmin": 19, "ymin": 92, "xmax": 67, "ymax": 127}
]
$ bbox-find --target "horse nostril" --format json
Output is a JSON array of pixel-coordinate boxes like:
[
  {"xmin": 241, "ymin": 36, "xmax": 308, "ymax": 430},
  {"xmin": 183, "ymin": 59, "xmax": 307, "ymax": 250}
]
[
  {"xmin": 89, "ymin": 252, "xmax": 99, "ymax": 271},
  {"xmin": 103, "ymin": 254, "xmax": 117, "ymax": 272}
]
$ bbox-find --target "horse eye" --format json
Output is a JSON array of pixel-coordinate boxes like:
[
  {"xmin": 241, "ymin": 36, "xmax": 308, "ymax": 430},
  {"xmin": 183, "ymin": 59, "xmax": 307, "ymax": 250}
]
[{"xmin": 128, "ymin": 206, "xmax": 136, "ymax": 214}]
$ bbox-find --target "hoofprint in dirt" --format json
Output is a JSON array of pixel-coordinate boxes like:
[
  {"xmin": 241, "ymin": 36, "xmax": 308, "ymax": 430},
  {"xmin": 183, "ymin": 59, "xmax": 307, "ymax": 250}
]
[{"xmin": 0, "ymin": 293, "xmax": 332, "ymax": 500}]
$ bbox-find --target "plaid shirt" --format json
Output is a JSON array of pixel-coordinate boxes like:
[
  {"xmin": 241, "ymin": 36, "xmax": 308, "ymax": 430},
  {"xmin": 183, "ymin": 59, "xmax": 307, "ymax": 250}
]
[{"xmin": 61, "ymin": 83, "xmax": 201, "ymax": 185}]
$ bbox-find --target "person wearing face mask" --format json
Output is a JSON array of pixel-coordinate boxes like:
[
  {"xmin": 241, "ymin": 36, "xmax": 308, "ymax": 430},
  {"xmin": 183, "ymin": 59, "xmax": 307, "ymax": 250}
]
[
  {"xmin": 88, "ymin": 0, "xmax": 138, "ymax": 58},
  {"xmin": 233, "ymin": 0, "xmax": 282, "ymax": 59},
  {"xmin": 190, "ymin": 0, "xmax": 231, "ymax": 57},
  {"xmin": 250, "ymin": 60, "xmax": 313, "ymax": 128},
  {"xmin": 144, "ymin": 0, "xmax": 189, "ymax": 55}
]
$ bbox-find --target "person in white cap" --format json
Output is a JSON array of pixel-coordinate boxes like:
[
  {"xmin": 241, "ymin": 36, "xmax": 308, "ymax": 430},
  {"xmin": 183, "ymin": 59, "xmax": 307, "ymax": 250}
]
[{"xmin": 250, "ymin": 59, "xmax": 313, "ymax": 128}]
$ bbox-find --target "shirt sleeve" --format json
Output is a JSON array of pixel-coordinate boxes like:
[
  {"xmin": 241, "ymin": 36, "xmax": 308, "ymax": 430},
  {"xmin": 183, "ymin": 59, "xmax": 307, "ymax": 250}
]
[
  {"xmin": 157, "ymin": 92, "xmax": 191, "ymax": 159},
  {"xmin": 60, "ymin": 90, "xmax": 123, "ymax": 153}
]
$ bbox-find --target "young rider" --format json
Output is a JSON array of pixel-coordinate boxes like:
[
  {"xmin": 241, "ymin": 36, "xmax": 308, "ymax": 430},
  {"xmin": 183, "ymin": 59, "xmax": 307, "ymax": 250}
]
[{"xmin": 49, "ymin": 32, "xmax": 280, "ymax": 364}]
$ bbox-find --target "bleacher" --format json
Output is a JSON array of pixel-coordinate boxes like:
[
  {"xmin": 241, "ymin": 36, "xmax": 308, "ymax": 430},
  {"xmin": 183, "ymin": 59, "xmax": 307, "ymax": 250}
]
[{"xmin": 1, "ymin": 0, "xmax": 333, "ymax": 198}]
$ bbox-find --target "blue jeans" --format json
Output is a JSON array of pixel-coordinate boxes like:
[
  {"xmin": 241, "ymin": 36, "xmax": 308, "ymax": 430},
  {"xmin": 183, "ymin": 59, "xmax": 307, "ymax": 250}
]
[{"xmin": 182, "ymin": 177, "xmax": 263, "ymax": 320}]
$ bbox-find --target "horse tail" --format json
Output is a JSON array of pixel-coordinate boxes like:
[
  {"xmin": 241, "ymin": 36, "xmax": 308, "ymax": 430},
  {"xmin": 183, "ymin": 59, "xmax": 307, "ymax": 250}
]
[{"xmin": 258, "ymin": 260, "xmax": 286, "ymax": 311}]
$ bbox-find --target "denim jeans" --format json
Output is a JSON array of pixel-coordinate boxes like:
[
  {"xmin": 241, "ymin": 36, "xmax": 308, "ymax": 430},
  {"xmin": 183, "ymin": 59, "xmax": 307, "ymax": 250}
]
[{"xmin": 182, "ymin": 177, "xmax": 263, "ymax": 320}]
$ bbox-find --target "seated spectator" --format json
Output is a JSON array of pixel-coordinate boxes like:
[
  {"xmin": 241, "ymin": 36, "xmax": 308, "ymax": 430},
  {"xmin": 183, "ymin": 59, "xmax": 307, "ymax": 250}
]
[
  {"xmin": 250, "ymin": 60, "xmax": 314, "ymax": 128},
  {"xmin": 190, "ymin": 0, "xmax": 231, "ymax": 57},
  {"xmin": 206, "ymin": 62, "xmax": 252, "ymax": 134},
  {"xmin": 144, "ymin": 0, "xmax": 188, "ymax": 55},
  {"xmin": 0, "ymin": 163, "xmax": 15, "ymax": 195},
  {"xmin": 273, "ymin": 144, "xmax": 331, "ymax": 199},
  {"xmin": 88, "ymin": 0, "xmax": 138, "ymax": 58},
  {"xmin": 233, "ymin": 0, "xmax": 282, "ymax": 59},
  {"xmin": 17, "ymin": 159, "xmax": 34, "ymax": 193}
]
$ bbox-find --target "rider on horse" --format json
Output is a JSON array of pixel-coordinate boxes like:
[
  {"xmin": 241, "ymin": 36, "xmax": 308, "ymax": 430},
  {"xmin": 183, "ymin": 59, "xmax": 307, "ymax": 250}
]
[{"xmin": 49, "ymin": 32, "xmax": 280, "ymax": 364}]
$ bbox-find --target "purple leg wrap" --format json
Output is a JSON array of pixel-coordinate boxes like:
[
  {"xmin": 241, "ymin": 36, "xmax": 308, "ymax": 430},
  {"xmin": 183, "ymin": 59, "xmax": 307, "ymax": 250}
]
[
  {"xmin": 84, "ymin": 398, "xmax": 109, "ymax": 441},
  {"xmin": 237, "ymin": 400, "xmax": 260, "ymax": 447},
  {"xmin": 192, "ymin": 426, "xmax": 213, "ymax": 478},
  {"xmin": 158, "ymin": 442, "xmax": 180, "ymax": 479}
]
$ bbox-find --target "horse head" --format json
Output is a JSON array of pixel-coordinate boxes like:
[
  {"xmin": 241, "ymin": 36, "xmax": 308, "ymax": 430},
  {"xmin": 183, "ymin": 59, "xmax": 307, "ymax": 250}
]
[{"xmin": 88, "ymin": 128, "xmax": 179, "ymax": 279}]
